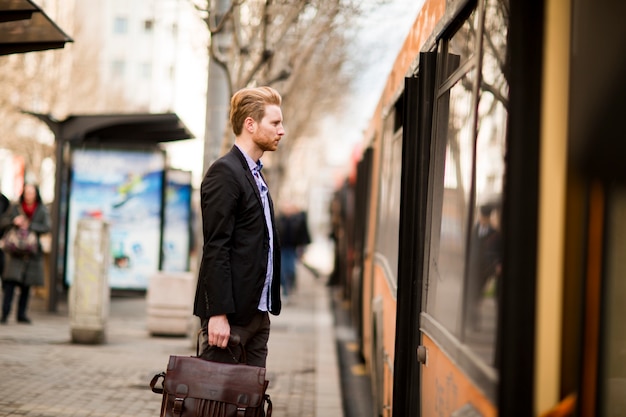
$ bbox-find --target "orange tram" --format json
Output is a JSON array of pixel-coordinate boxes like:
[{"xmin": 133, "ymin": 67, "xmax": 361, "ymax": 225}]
[{"xmin": 329, "ymin": 0, "xmax": 626, "ymax": 416}]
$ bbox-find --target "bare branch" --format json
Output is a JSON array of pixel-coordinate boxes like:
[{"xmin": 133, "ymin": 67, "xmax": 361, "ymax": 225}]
[{"xmin": 192, "ymin": 0, "xmax": 366, "ymax": 189}]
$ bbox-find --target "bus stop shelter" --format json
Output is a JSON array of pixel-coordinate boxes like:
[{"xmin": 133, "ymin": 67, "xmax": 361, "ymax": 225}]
[{"xmin": 26, "ymin": 113, "xmax": 194, "ymax": 311}]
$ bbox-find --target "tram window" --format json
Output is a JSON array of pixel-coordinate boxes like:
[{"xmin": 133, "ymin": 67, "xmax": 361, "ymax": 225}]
[
  {"xmin": 463, "ymin": 118, "xmax": 506, "ymax": 365},
  {"xmin": 481, "ymin": 0, "xmax": 509, "ymax": 101},
  {"xmin": 425, "ymin": 0, "xmax": 508, "ymax": 368},
  {"xmin": 375, "ymin": 108, "xmax": 402, "ymax": 291},
  {"xmin": 393, "ymin": 93, "xmax": 404, "ymax": 132},
  {"xmin": 427, "ymin": 69, "xmax": 476, "ymax": 333},
  {"xmin": 444, "ymin": 7, "xmax": 479, "ymax": 78},
  {"xmin": 464, "ymin": 201, "xmax": 501, "ymax": 365},
  {"xmin": 462, "ymin": 0, "xmax": 508, "ymax": 366}
]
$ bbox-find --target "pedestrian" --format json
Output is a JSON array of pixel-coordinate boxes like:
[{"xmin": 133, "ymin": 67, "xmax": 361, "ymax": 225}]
[
  {"xmin": 0, "ymin": 184, "xmax": 51, "ymax": 324},
  {"xmin": 0, "ymin": 192, "xmax": 9, "ymax": 285},
  {"xmin": 277, "ymin": 203, "xmax": 311, "ymax": 299},
  {"xmin": 194, "ymin": 86, "xmax": 285, "ymax": 367},
  {"xmin": 466, "ymin": 204, "xmax": 501, "ymax": 330}
]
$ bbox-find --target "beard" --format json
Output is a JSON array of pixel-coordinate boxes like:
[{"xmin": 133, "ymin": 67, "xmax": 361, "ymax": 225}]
[{"xmin": 253, "ymin": 132, "xmax": 280, "ymax": 152}]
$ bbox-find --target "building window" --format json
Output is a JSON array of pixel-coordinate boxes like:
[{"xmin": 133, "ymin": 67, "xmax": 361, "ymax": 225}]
[
  {"xmin": 112, "ymin": 60, "xmax": 125, "ymax": 78},
  {"xmin": 144, "ymin": 19, "xmax": 154, "ymax": 32},
  {"xmin": 114, "ymin": 16, "xmax": 128, "ymax": 34},
  {"xmin": 141, "ymin": 62, "xmax": 152, "ymax": 79}
]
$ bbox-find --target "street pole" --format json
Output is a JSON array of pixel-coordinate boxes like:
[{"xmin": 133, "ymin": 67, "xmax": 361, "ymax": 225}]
[
  {"xmin": 194, "ymin": 0, "xmax": 231, "ymax": 281},
  {"xmin": 202, "ymin": 0, "xmax": 231, "ymax": 174}
]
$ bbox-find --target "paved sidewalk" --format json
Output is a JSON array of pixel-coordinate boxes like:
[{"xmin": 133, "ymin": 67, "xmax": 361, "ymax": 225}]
[{"xmin": 0, "ymin": 265, "xmax": 342, "ymax": 417}]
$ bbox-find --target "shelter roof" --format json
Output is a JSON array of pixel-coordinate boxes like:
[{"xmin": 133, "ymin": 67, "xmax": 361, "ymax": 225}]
[
  {"xmin": 0, "ymin": 0, "xmax": 72, "ymax": 55},
  {"xmin": 26, "ymin": 112, "xmax": 195, "ymax": 144}
]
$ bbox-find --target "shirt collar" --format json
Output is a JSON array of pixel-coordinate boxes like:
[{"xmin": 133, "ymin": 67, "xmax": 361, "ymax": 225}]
[{"xmin": 235, "ymin": 144, "xmax": 262, "ymax": 174}]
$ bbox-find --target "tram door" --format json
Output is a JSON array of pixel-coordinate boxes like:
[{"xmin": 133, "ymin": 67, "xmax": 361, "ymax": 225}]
[{"xmin": 394, "ymin": 2, "xmax": 509, "ymax": 416}]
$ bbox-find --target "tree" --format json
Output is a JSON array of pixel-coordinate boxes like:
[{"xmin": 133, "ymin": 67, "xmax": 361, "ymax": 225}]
[
  {"xmin": 0, "ymin": 50, "xmax": 69, "ymax": 186},
  {"xmin": 0, "ymin": 0, "xmax": 148, "ymax": 188},
  {"xmin": 192, "ymin": 0, "xmax": 362, "ymax": 187}
]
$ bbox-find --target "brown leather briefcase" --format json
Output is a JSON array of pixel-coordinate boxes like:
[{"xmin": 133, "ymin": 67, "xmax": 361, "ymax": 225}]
[{"xmin": 150, "ymin": 351, "xmax": 272, "ymax": 417}]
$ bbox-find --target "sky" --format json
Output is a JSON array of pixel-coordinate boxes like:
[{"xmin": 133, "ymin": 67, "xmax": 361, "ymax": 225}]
[
  {"xmin": 321, "ymin": 0, "xmax": 426, "ymax": 167},
  {"xmin": 166, "ymin": 0, "xmax": 426, "ymax": 185}
]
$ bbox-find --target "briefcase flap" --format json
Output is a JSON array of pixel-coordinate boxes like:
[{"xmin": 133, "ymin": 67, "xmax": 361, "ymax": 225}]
[{"xmin": 164, "ymin": 356, "xmax": 267, "ymax": 408}]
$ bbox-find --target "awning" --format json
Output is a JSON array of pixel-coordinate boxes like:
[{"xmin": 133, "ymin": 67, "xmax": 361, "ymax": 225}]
[
  {"xmin": 25, "ymin": 112, "xmax": 195, "ymax": 145},
  {"xmin": 0, "ymin": 0, "xmax": 72, "ymax": 55}
]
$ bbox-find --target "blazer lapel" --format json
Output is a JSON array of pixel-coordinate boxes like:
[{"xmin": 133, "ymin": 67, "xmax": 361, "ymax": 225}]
[{"xmin": 230, "ymin": 146, "xmax": 264, "ymax": 208}]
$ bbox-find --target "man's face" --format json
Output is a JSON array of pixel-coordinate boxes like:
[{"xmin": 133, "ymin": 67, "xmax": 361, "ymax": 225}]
[{"xmin": 252, "ymin": 104, "xmax": 285, "ymax": 152}]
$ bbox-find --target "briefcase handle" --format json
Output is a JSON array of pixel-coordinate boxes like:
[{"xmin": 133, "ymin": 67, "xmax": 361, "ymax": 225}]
[
  {"xmin": 150, "ymin": 372, "xmax": 165, "ymax": 394},
  {"xmin": 196, "ymin": 329, "xmax": 245, "ymax": 362},
  {"xmin": 150, "ymin": 331, "xmax": 244, "ymax": 394}
]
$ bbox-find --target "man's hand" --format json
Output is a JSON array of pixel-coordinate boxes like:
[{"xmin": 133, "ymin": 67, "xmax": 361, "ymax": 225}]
[{"xmin": 207, "ymin": 315, "xmax": 231, "ymax": 349}]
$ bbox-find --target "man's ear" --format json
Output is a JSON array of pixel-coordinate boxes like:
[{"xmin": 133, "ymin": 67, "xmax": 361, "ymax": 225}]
[{"xmin": 244, "ymin": 117, "xmax": 256, "ymax": 133}]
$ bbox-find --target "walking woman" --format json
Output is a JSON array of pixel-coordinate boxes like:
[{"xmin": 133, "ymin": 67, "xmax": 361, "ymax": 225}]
[{"xmin": 0, "ymin": 184, "xmax": 51, "ymax": 324}]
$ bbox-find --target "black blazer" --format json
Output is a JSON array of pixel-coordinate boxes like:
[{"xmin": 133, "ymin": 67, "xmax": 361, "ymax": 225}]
[{"xmin": 193, "ymin": 146, "xmax": 281, "ymax": 325}]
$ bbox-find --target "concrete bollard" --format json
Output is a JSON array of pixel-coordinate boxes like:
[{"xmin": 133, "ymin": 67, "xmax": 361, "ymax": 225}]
[
  {"xmin": 69, "ymin": 218, "xmax": 110, "ymax": 344},
  {"xmin": 146, "ymin": 271, "xmax": 195, "ymax": 336}
]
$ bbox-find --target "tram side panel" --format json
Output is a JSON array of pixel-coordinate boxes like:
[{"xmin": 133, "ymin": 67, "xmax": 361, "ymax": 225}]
[
  {"xmin": 349, "ymin": 0, "xmax": 509, "ymax": 414},
  {"xmin": 356, "ymin": 0, "xmax": 626, "ymax": 415},
  {"xmin": 384, "ymin": 0, "xmax": 508, "ymax": 415}
]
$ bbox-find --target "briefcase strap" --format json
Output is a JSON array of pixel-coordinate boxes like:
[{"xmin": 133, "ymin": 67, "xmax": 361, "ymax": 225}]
[
  {"xmin": 265, "ymin": 394, "xmax": 273, "ymax": 417},
  {"xmin": 173, "ymin": 384, "xmax": 189, "ymax": 417}
]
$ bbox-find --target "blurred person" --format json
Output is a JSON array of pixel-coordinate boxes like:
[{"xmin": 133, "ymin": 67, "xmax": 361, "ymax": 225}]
[
  {"xmin": 0, "ymin": 192, "xmax": 9, "ymax": 283},
  {"xmin": 194, "ymin": 86, "xmax": 285, "ymax": 367},
  {"xmin": 327, "ymin": 185, "xmax": 345, "ymax": 287},
  {"xmin": 466, "ymin": 204, "xmax": 502, "ymax": 330},
  {"xmin": 0, "ymin": 184, "xmax": 51, "ymax": 324},
  {"xmin": 277, "ymin": 203, "xmax": 311, "ymax": 299}
]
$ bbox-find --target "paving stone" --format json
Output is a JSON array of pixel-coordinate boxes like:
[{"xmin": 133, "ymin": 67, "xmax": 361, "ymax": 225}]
[{"xmin": 0, "ymin": 265, "xmax": 342, "ymax": 417}]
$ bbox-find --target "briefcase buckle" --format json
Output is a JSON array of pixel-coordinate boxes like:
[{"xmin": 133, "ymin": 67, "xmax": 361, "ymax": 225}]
[{"xmin": 173, "ymin": 397, "xmax": 184, "ymax": 416}]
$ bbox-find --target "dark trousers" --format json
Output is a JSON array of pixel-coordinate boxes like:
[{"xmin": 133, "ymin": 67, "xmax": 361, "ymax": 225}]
[
  {"xmin": 199, "ymin": 311, "xmax": 270, "ymax": 367},
  {"xmin": 2, "ymin": 280, "xmax": 31, "ymax": 320}
]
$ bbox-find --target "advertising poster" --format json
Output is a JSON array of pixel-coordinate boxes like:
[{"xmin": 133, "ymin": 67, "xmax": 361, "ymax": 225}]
[
  {"xmin": 161, "ymin": 169, "xmax": 192, "ymax": 272},
  {"xmin": 67, "ymin": 148, "xmax": 165, "ymax": 289}
]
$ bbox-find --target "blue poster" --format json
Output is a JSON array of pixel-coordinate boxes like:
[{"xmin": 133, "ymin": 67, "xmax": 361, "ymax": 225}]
[
  {"xmin": 161, "ymin": 169, "xmax": 192, "ymax": 272},
  {"xmin": 67, "ymin": 148, "xmax": 165, "ymax": 289}
]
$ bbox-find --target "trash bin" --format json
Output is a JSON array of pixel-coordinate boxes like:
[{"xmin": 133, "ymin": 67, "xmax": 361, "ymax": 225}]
[
  {"xmin": 146, "ymin": 271, "xmax": 194, "ymax": 336},
  {"xmin": 69, "ymin": 218, "xmax": 110, "ymax": 344}
]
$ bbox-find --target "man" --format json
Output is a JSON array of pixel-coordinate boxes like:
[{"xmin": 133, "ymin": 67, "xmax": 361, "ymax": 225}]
[
  {"xmin": 277, "ymin": 203, "xmax": 311, "ymax": 299},
  {"xmin": 194, "ymin": 86, "xmax": 284, "ymax": 367},
  {"xmin": 466, "ymin": 204, "xmax": 501, "ymax": 330}
]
